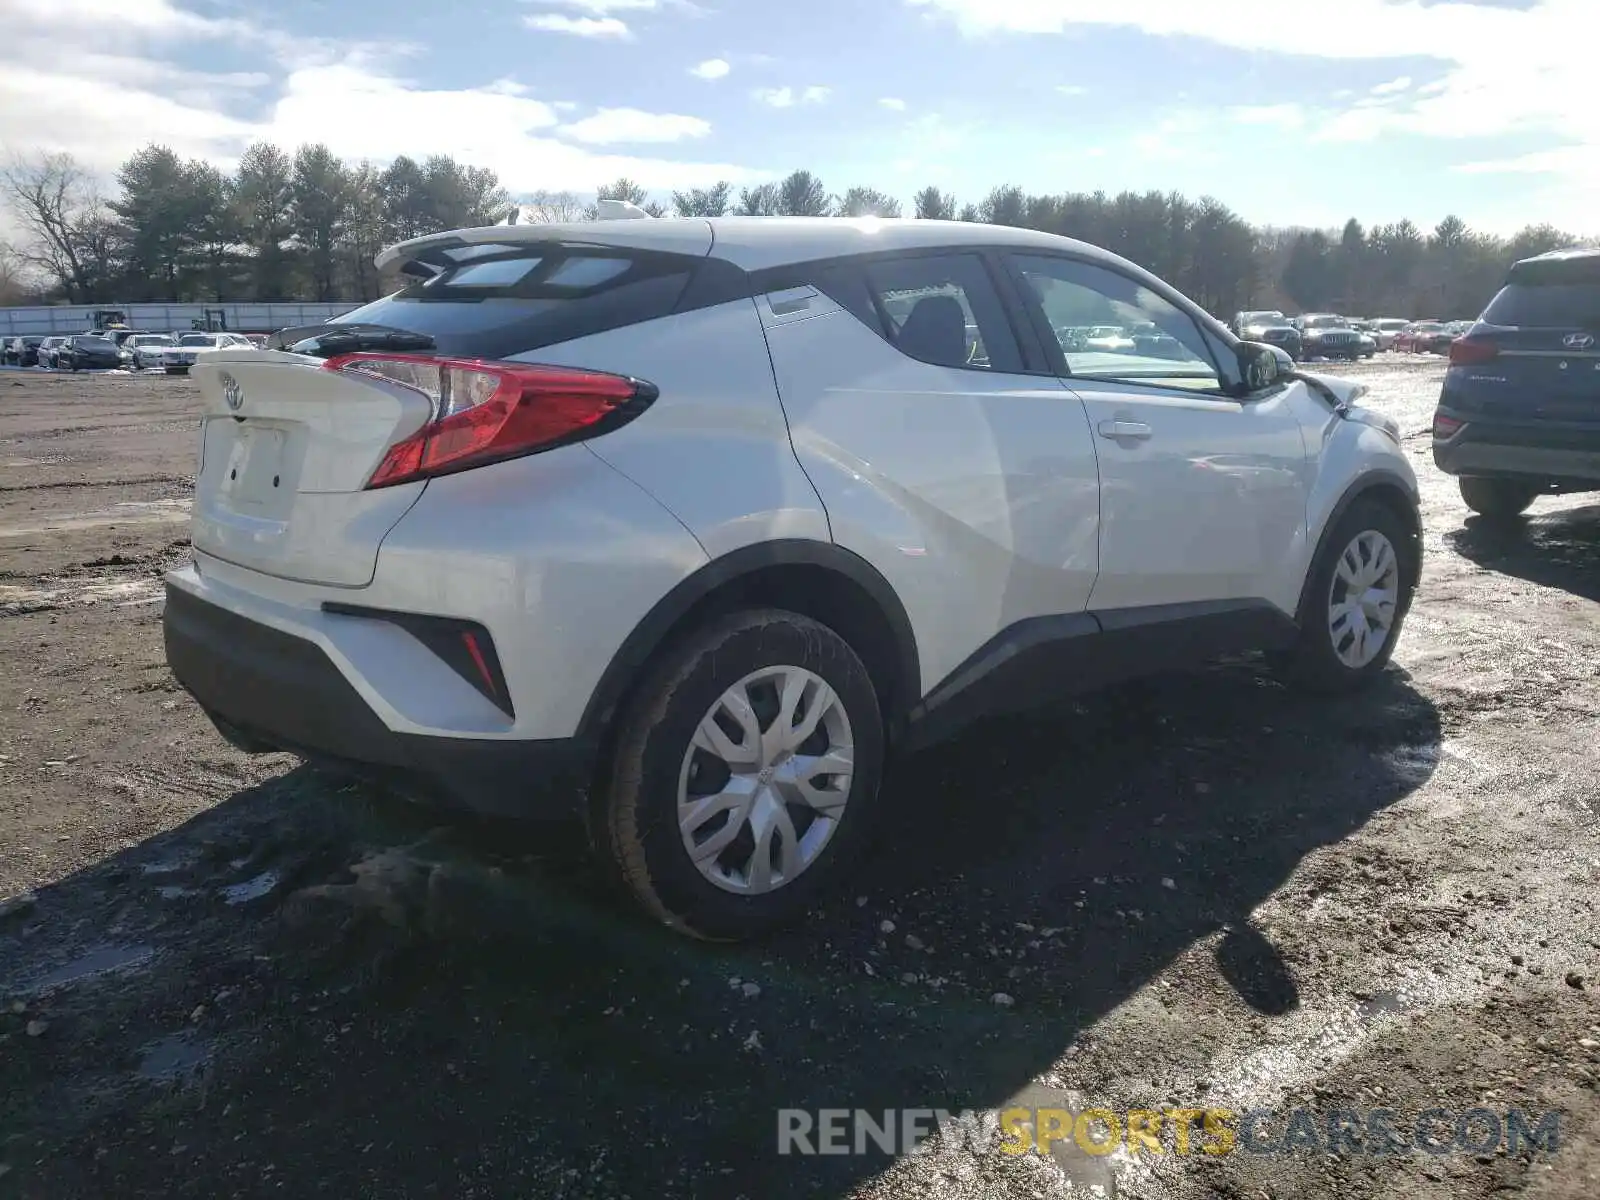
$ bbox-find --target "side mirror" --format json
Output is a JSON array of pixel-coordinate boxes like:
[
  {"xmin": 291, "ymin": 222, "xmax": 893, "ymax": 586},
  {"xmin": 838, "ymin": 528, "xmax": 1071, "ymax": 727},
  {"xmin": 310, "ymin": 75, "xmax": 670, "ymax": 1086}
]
[{"xmin": 1237, "ymin": 341, "xmax": 1294, "ymax": 392}]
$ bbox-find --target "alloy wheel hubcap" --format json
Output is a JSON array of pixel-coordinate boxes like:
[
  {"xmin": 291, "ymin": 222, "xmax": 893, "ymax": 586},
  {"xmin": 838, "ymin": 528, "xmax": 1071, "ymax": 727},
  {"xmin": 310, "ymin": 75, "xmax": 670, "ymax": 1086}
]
[
  {"xmin": 677, "ymin": 665, "xmax": 855, "ymax": 895},
  {"xmin": 1328, "ymin": 529, "xmax": 1401, "ymax": 669}
]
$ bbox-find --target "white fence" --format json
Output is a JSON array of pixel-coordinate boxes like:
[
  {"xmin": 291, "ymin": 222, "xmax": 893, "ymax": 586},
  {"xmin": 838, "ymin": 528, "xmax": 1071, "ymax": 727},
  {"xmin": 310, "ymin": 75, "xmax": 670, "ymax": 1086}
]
[{"xmin": 0, "ymin": 302, "xmax": 361, "ymax": 338}]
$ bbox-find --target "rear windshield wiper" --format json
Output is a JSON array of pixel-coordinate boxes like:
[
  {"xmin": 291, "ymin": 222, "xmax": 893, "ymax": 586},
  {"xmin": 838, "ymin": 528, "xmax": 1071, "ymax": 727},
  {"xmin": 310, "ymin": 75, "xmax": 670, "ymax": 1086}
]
[{"xmin": 267, "ymin": 322, "xmax": 436, "ymax": 358}]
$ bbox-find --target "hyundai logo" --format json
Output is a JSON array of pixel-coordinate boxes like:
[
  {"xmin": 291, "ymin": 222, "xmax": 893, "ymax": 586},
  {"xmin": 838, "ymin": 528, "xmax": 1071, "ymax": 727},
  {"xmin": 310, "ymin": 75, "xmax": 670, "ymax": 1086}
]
[
  {"xmin": 221, "ymin": 372, "xmax": 243, "ymax": 411},
  {"xmin": 1562, "ymin": 332, "xmax": 1594, "ymax": 350}
]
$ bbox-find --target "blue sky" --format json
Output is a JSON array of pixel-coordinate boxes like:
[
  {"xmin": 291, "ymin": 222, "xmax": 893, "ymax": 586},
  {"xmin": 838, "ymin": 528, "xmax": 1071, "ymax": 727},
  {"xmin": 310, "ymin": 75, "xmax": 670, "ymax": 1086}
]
[{"xmin": 1, "ymin": 0, "xmax": 1592, "ymax": 234}]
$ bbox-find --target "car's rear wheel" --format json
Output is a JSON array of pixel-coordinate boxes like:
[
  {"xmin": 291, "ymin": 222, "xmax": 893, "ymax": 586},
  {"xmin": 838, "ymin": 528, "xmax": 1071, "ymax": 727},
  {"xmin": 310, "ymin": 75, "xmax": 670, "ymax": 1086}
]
[
  {"xmin": 595, "ymin": 608, "xmax": 885, "ymax": 941},
  {"xmin": 1281, "ymin": 498, "xmax": 1416, "ymax": 694},
  {"xmin": 1459, "ymin": 476, "xmax": 1538, "ymax": 520}
]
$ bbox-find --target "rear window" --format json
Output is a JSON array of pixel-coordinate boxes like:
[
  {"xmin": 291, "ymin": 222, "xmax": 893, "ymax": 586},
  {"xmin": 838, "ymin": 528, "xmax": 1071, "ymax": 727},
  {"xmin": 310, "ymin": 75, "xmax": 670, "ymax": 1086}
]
[
  {"xmin": 330, "ymin": 245, "xmax": 705, "ymax": 358},
  {"xmin": 1482, "ymin": 282, "xmax": 1600, "ymax": 328}
]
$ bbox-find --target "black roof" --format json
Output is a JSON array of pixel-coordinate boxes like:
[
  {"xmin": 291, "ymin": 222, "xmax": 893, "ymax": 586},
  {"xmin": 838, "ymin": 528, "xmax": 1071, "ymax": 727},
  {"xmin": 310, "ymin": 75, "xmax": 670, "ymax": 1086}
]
[{"xmin": 1509, "ymin": 248, "xmax": 1600, "ymax": 284}]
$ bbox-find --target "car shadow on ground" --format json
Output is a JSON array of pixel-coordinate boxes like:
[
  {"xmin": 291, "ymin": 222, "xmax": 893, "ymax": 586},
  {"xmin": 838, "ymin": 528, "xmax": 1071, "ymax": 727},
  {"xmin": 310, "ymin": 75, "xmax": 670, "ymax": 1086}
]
[
  {"xmin": 1446, "ymin": 502, "xmax": 1600, "ymax": 603},
  {"xmin": 1, "ymin": 660, "xmax": 1441, "ymax": 1199}
]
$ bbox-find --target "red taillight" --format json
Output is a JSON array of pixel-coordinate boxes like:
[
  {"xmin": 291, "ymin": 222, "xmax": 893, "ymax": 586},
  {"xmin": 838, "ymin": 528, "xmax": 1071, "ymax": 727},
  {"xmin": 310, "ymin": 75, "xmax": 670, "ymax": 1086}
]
[
  {"xmin": 1449, "ymin": 337, "xmax": 1498, "ymax": 366},
  {"xmin": 1433, "ymin": 413, "xmax": 1464, "ymax": 438},
  {"xmin": 323, "ymin": 353, "xmax": 656, "ymax": 489}
]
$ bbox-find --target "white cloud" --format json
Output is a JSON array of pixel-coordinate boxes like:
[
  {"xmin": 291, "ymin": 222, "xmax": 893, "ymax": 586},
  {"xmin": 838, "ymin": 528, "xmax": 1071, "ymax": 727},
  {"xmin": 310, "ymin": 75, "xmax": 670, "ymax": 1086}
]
[
  {"xmin": 752, "ymin": 85, "xmax": 831, "ymax": 108},
  {"xmin": 1055, "ymin": 85, "xmax": 1088, "ymax": 97},
  {"xmin": 523, "ymin": 14, "xmax": 630, "ymax": 36},
  {"xmin": 558, "ymin": 107, "xmax": 711, "ymax": 145},
  {"xmin": 906, "ymin": 0, "xmax": 1599, "ymax": 214},
  {"xmin": 690, "ymin": 58, "xmax": 730, "ymax": 80},
  {"xmin": 1370, "ymin": 75, "xmax": 1411, "ymax": 96},
  {"xmin": 0, "ymin": 0, "xmax": 761, "ymax": 204},
  {"xmin": 879, "ymin": 97, "xmax": 907, "ymax": 111},
  {"xmin": 536, "ymin": 0, "xmax": 658, "ymax": 9},
  {"xmin": 1230, "ymin": 103, "xmax": 1306, "ymax": 130}
]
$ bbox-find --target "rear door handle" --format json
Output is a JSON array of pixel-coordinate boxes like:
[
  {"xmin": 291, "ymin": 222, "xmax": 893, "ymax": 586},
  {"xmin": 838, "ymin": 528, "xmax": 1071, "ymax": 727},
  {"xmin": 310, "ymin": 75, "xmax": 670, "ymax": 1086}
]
[{"xmin": 1097, "ymin": 419, "xmax": 1152, "ymax": 440}]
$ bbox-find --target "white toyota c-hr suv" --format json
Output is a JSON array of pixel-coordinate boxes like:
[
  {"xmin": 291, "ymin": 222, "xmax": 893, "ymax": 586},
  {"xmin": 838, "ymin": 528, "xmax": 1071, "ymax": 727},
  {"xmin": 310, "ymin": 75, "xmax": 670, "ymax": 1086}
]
[{"xmin": 164, "ymin": 215, "xmax": 1420, "ymax": 940}]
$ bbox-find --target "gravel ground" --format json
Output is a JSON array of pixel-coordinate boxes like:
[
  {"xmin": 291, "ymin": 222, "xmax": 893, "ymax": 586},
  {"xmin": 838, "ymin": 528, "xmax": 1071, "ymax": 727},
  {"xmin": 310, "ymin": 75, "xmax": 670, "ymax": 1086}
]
[{"xmin": 1, "ymin": 360, "xmax": 1597, "ymax": 1200}]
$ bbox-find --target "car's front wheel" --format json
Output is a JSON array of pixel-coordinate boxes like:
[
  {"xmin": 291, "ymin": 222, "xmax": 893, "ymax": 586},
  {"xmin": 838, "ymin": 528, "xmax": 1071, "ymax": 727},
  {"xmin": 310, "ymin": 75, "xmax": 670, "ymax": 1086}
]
[
  {"xmin": 595, "ymin": 608, "xmax": 885, "ymax": 941},
  {"xmin": 1281, "ymin": 498, "xmax": 1416, "ymax": 693},
  {"xmin": 1459, "ymin": 476, "xmax": 1538, "ymax": 520}
]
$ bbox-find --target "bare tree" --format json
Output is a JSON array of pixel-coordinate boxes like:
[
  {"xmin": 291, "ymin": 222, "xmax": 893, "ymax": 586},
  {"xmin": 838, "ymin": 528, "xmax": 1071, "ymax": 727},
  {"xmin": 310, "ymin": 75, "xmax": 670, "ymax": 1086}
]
[
  {"xmin": 0, "ymin": 151, "xmax": 107, "ymax": 301},
  {"xmin": 521, "ymin": 189, "xmax": 584, "ymax": 223},
  {"xmin": 0, "ymin": 240, "xmax": 30, "ymax": 304}
]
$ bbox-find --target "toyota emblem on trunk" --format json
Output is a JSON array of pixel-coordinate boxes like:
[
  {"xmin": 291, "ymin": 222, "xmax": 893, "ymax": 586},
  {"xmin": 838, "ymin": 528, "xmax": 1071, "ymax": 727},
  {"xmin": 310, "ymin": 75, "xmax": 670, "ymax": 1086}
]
[
  {"xmin": 1562, "ymin": 332, "xmax": 1594, "ymax": 350},
  {"xmin": 221, "ymin": 372, "xmax": 243, "ymax": 411}
]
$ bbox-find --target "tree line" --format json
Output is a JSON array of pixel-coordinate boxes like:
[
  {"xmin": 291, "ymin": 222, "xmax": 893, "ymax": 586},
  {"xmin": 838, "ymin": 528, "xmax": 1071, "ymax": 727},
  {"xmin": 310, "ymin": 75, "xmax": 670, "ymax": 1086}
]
[{"xmin": 0, "ymin": 144, "xmax": 1590, "ymax": 320}]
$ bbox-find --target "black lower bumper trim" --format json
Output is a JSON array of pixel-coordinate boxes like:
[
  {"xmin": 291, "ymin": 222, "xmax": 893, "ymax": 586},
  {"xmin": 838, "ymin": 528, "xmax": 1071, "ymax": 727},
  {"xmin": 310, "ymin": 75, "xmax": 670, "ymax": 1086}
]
[{"xmin": 164, "ymin": 585, "xmax": 590, "ymax": 819}]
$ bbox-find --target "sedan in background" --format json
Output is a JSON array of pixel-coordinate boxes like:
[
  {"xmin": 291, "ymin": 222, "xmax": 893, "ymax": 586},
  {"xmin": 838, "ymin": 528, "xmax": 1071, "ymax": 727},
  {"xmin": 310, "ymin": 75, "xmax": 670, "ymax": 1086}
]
[
  {"xmin": 1394, "ymin": 321, "xmax": 1447, "ymax": 353},
  {"xmin": 2, "ymin": 336, "xmax": 44, "ymax": 366},
  {"xmin": 163, "ymin": 332, "xmax": 254, "ymax": 374},
  {"xmin": 1369, "ymin": 319, "xmax": 1410, "ymax": 351},
  {"xmin": 1082, "ymin": 325, "xmax": 1136, "ymax": 353},
  {"xmin": 125, "ymin": 333, "xmax": 177, "ymax": 370},
  {"xmin": 57, "ymin": 334, "xmax": 126, "ymax": 371},
  {"xmin": 36, "ymin": 337, "xmax": 67, "ymax": 368}
]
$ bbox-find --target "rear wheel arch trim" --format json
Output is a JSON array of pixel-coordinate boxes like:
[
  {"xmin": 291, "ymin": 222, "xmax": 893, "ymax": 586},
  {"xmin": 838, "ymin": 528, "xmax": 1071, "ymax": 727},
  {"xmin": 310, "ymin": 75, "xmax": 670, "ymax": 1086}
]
[
  {"xmin": 574, "ymin": 539, "xmax": 921, "ymax": 749},
  {"xmin": 1297, "ymin": 470, "xmax": 1422, "ymax": 623}
]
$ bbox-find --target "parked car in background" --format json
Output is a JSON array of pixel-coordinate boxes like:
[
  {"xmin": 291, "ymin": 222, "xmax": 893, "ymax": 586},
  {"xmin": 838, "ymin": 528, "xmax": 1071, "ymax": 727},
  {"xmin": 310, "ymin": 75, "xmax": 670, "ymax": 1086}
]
[
  {"xmin": 16, "ymin": 336, "xmax": 45, "ymax": 367},
  {"xmin": 36, "ymin": 337, "xmax": 68, "ymax": 368},
  {"xmin": 1419, "ymin": 323, "xmax": 1465, "ymax": 355},
  {"xmin": 1394, "ymin": 321, "xmax": 1447, "ymax": 353},
  {"xmin": 124, "ymin": 333, "xmax": 177, "ymax": 370},
  {"xmin": 1295, "ymin": 314, "xmax": 1367, "ymax": 360},
  {"xmin": 162, "ymin": 215, "xmax": 1421, "ymax": 939},
  {"xmin": 163, "ymin": 331, "xmax": 254, "ymax": 374},
  {"xmin": 1232, "ymin": 310, "xmax": 1303, "ymax": 360},
  {"xmin": 1082, "ymin": 325, "xmax": 1136, "ymax": 353},
  {"xmin": 57, "ymin": 334, "xmax": 126, "ymax": 371},
  {"xmin": 1370, "ymin": 318, "xmax": 1409, "ymax": 351},
  {"xmin": 1129, "ymin": 321, "xmax": 1186, "ymax": 359},
  {"xmin": 1433, "ymin": 247, "xmax": 1600, "ymax": 520}
]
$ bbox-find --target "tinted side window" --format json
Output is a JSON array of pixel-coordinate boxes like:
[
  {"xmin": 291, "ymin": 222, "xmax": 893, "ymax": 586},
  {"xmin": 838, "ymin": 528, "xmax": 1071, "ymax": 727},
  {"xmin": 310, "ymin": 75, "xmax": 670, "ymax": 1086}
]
[
  {"xmin": 330, "ymin": 246, "xmax": 702, "ymax": 358},
  {"xmin": 861, "ymin": 254, "xmax": 1023, "ymax": 373},
  {"xmin": 1008, "ymin": 255, "xmax": 1221, "ymax": 392}
]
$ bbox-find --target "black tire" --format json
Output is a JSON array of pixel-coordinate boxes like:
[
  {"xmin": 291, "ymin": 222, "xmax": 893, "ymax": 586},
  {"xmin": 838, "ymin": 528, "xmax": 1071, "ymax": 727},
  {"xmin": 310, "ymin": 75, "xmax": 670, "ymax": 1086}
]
[
  {"xmin": 595, "ymin": 608, "xmax": 885, "ymax": 941},
  {"xmin": 1459, "ymin": 476, "xmax": 1538, "ymax": 520},
  {"xmin": 1281, "ymin": 498, "xmax": 1417, "ymax": 694}
]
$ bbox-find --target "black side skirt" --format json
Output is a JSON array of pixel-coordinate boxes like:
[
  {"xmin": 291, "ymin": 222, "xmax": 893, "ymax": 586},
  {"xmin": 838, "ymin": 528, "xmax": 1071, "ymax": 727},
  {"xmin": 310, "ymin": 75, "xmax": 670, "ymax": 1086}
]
[{"xmin": 903, "ymin": 599, "xmax": 1298, "ymax": 750}]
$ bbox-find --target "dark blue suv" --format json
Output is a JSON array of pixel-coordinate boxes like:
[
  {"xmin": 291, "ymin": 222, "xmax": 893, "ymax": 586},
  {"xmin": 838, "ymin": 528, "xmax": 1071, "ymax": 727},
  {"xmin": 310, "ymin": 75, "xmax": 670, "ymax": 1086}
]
[{"xmin": 1433, "ymin": 249, "xmax": 1600, "ymax": 519}]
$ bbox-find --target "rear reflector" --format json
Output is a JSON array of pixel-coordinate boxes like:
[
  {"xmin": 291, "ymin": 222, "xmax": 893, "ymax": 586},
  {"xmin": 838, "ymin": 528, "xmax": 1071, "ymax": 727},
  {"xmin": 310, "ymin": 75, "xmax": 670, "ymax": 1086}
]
[
  {"xmin": 1433, "ymin": 413, "xmax": 1464, "ymax": 438},
  {"xmin": 323, "ymin": 353, "xmax": 657, "ymax": 488},
  {"xmin": 1448, "ymin": 337, "xmax": 1498, "ymax": 366},
  {"xmin": 323, "ymin": 602, "xmax": 514, "ymax": 717}
]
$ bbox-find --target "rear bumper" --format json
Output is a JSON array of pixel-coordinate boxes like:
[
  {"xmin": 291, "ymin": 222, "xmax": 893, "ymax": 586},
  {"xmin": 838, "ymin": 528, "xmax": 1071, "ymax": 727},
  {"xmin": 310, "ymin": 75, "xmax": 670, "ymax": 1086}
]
[
  {"xmin": 1433, "ymin": 412, "xmax": 1600, "ymax": 487},
  {"xmin": 163, "ymin": 584, "xmax": 592, "ymax": 819}
]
